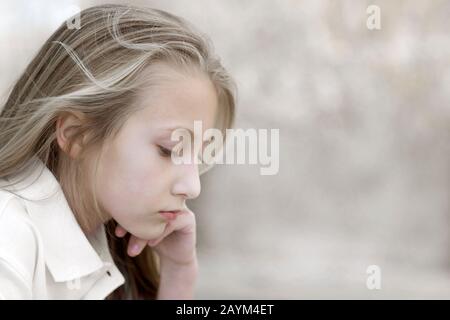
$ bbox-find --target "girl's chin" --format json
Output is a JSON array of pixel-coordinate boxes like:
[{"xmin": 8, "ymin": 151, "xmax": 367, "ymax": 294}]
[{"xmin": 127, "ymin": 220, "xmax": 167, "ymax": 240}]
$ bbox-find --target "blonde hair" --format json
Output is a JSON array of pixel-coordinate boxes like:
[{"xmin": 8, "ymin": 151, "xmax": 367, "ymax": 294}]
[{"xmin": 0, "ymin": 4, "xmax": 236, "ymax": 299}]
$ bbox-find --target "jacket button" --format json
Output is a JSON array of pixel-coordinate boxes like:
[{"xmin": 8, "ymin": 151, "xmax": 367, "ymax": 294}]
[{"xmin": 106, "ymin": 270, "xmax": 111, "ymax": 276}]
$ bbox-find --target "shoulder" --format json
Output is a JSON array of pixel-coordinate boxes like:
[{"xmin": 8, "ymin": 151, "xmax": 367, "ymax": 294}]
[
  {"xmin": 0, "ymin": 189, "xmax": 40, "ymax": 298},
  {"xmin": 0, "ymin": 189, "xmax": 39, "ymax": 264}
]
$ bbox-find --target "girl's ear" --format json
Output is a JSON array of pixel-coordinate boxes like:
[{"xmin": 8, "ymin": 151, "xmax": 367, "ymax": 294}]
[{"xmin": 55, "ymin": 111, "xmax": 88, "ymax": 159}]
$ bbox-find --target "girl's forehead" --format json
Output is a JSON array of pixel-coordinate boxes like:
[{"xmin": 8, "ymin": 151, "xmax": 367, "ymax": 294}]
[{"xmin": 132, "ymin": 70, "xmax": 219, "ymax": 132}]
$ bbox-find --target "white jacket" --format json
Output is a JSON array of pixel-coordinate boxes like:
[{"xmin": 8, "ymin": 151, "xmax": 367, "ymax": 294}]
[{"xmin": 0, "ymin": 158, "xmax": 125, "ymax": 299}]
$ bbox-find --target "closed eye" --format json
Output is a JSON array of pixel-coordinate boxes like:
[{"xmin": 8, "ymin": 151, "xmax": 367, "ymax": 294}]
[
  {"xmin": 158, "ymin": 145, "xmax": 172, "ymax": 157},
  {"xmin": 158, "ymin": 144, "xmax": 204, "ymax": 163}
]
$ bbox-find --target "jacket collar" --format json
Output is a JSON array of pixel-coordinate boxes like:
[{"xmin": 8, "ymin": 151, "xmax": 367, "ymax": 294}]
[{"xmin": 6, "ymin": 157, "xmax": 106, "ymax": 282}]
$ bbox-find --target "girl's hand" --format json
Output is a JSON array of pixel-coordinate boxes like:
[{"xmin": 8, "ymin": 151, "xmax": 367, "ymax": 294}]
[{"xmin": 114, "ymin": 208, "xmax": 197, "ymax": 266}]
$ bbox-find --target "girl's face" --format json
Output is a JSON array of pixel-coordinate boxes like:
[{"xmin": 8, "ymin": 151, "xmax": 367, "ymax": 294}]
[{"xmin": 95, "ymin": 64, "xmax": 218, "ymax": 239}]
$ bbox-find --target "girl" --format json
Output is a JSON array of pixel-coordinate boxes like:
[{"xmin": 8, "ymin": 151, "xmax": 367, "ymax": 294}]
[{"xmin": 0, "ymin": 4, "xmax": 235, "ymax": 299}]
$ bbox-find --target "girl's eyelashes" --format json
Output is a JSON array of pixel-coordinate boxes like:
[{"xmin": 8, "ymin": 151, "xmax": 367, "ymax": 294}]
[
  {"xmin": 158, "ymin": 145, "xmax": 172, "ymax": 157},
  {"xmin": 158, "ymin": 143, "xmax": 183, "ymax": 158},
  {"xmin": 157, "ymin": 144, "xmax": 204, "ymax": 163}
]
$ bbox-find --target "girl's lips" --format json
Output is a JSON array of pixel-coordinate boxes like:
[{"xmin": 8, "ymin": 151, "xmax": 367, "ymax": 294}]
[{"xmin": 159, "ymin": 210, "xmax": 182, "ymax": 220}]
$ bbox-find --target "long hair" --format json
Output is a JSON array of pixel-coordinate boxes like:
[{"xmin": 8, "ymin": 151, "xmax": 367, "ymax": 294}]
[{"xmin": 0, "ymin": 4, "xmax": 236, "ymax": 299}]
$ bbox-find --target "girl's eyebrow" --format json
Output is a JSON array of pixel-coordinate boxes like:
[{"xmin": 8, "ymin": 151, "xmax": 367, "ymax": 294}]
[
  {"xmin": 161, "ymin": 126, "xmax": 194, "ymax": 137},
  {"xmin": 160, "ymin": 126, "xmax": 211, "ymax": 147},
  {"xmin": 158, "ymin": 126, "xmax": 195, "ymax": 145}
]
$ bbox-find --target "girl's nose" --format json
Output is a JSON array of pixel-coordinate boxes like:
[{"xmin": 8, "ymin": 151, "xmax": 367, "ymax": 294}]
[{"xmin": 171, "ymin": 161, "xmax": 201, "ymax": 200}]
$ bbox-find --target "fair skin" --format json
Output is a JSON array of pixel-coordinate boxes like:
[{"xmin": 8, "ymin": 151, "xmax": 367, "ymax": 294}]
[{"xmin": 56, "ymin": 63, "xmax": 218, "ymax": 299}]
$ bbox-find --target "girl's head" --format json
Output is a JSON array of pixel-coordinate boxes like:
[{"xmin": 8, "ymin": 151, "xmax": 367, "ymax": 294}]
[
  {"xmin": 0, "ymin": 4, "xmax": 235, "ymax": 298},
  {"xmin": 90, "ymin": 61, "xmax": 220, "ymax": 241}
]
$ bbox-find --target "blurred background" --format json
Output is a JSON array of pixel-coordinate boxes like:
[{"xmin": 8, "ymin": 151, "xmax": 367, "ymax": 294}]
[{"xmin": 1, "ymin": 0, "xmax": 449, "ymax": 298}]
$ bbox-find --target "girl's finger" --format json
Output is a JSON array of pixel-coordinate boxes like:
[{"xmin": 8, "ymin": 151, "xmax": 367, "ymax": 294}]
[
  {"xmin": 147, "ymin": 221, "xmax": 174, "ymax": 247},
  {"xmin": 148, "ymin": 210, "xmax": 195, "ymax": 247},
  {"xmin": 115, "ymin": 224, "xmax": 127, "ymax": 238},
  {"xmin": 167, "ymin": 209, "xmax": 196, "ymax": 234},
  {"xmin": 127, "ymin": 235, "xmax": 148, "ymax": 257}
]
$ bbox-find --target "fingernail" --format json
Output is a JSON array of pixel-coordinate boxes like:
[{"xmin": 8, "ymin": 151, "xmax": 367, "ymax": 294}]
[{"xmin": 131, "ymin": 244, "xmax": 139, "ymax": 255}]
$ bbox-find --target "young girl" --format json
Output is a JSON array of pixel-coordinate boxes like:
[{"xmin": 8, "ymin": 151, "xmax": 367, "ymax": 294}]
[{"xmin": 0, "ymin": 4, "xmax": 235, "ymax": 299}]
